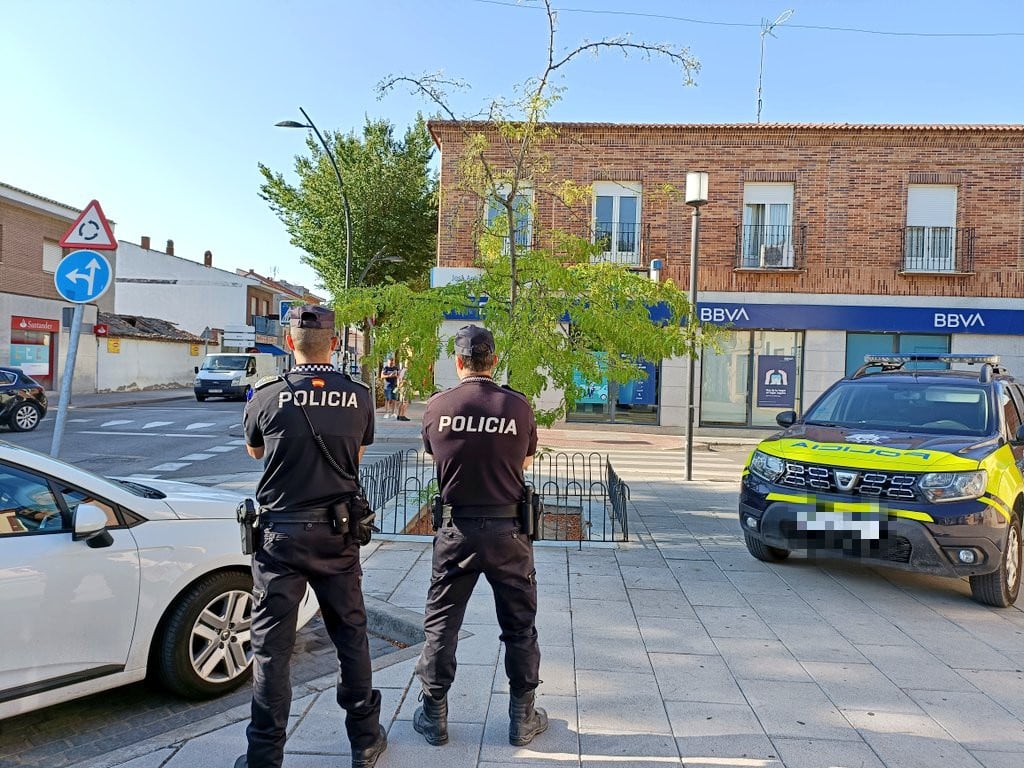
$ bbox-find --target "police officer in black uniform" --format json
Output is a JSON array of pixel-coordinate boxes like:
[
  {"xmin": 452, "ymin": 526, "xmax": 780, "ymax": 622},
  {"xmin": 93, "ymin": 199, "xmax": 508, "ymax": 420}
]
[
  {"xmin": 236, "ymin": 305, "xmax": 387, "ymax": 768},
  {"xmin": 413, "ymin": 324, "xmax": 547, "ymax": 747}
]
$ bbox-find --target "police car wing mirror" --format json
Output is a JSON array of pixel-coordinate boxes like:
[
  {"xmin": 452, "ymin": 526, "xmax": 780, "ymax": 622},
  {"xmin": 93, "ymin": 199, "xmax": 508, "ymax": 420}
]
[
  {"xmin": 194, "ymin": 366, "xmax": 199, "ymax": 374},
  {"xmin": 73, "ymin": 504, "xmax": 114, "ymax": 548},
  {"xmin": 1013, "ymin": 424, "xmax": 1024, "ymax": 446},
  {"xmin": 776, "ymin": 410, "xmax": 797, "ymax": 428}
]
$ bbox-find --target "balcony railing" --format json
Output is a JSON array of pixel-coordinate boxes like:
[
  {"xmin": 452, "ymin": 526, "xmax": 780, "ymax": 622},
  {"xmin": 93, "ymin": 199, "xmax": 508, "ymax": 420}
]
[
  {"xmin": 734, "ymin": 224, "xmax": 806, "ymax": 270},
  {"xmin": 253, "ymin": 316, "xmax": 279, "ymax": 335},
  {"xmin": 590, "ymin": 221, "xmax": 649, "ymax": 267},
  {"xmin": 901, "ymin": 226, "xmax": 975, "ymax": 273}
]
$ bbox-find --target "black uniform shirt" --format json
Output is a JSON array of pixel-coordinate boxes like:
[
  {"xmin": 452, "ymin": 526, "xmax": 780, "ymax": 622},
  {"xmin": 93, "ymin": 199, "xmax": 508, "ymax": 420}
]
[
  {"xmin": 422, "ymin": 376, "xmax": 538, "ymax": 506},
  {"xmin": 244, "ymin": 365, "xmax": 374, "ymax": 512}
]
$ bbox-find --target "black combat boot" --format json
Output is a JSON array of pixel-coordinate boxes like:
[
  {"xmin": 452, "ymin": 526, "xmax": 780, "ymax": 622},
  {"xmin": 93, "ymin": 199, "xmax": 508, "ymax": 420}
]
[
  {"xmin": 413, "ymin": 690, "xmax": 449, "ymax": 745},
  {"xmin": 351, "ymin": 725, "xmax": 388, "ymax": 768},
  {"xmin": 508, "ymin": 690, "xmax": 548, "ymax": 746}
]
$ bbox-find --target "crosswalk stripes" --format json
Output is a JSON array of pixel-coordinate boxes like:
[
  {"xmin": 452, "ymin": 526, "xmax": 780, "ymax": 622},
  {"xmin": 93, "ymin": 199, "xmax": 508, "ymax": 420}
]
[{"xmin": 587, "ymin": 448, "xmax": 746, "ymax": 483}]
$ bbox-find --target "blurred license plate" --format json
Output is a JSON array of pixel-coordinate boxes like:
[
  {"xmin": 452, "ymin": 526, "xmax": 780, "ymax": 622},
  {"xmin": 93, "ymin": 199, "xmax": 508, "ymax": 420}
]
[
  {"xmin": 797, "ymin": 510, "xmax": 880, "ymax": 540},
  {"xmin": 208, "ymin": 389, "xmax": 223, "ymax": 393}
]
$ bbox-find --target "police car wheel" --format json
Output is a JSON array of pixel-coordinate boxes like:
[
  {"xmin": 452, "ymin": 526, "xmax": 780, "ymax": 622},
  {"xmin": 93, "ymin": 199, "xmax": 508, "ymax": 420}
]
[
  {"xmin": 743, "ymin": 531, "xmax": 790, "ymax": 562},
  {"xmin": 195, "ymin": 393, "xmax": 207, "ymax": 402},
  {"xmin": 970, "ymin": 512, "xmax": 1022, "ymax": 608},
  {"xmin": 8, "ymin": 402, "xmax": 41, "ymax": 432},
  {"xmin": 155, "ymin": 571, "xmax": 254, "ymax": 698}
]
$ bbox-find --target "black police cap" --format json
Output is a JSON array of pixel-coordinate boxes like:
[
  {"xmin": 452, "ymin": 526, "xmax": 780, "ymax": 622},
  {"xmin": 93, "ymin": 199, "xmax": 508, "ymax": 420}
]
[
  {"xmin": 287, "ymin": 304, "xmax": 335, "ymax": 329},
  {"xmin": 454, "ymin": 324, "xmax": 495, "ymax": 355}
]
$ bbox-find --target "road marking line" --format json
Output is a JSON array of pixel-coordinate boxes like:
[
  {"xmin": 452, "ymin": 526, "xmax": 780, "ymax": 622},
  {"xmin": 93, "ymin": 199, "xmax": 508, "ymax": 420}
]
[
  {"xmin": 179, "ymin": 453, "xmax": 216, "ymax": 461},
  {"xmin": 150, "ymin": 462, "xmax": 191, "ymax": 471},
  {"xmin": 68, "ymin": 418, "xmax": 92, "ymax": 423},
  {"xmin": 228, "ymin": 439, "xmax": 248, "ymax": 446},
  {"xmin": 78, "ymin": 430, "xmax": 217, "ymax": 438},
  {"xmin": 121, "ymin": 474, "xmax": 161, "ymax": 479},
  {"xmin": 100, "ymin": 420, "xmax": 134, "ymax": 427},
  {"xmin": 186, "ymin": 422, "xmax": 217, "ymax": 431},
  {"xmin": 142, "ymin": 421, "xmax": 174, "ymax": 429},
  {"xmin": 206, "ymin": 446, "xmax": 237, "ymax": 453}
]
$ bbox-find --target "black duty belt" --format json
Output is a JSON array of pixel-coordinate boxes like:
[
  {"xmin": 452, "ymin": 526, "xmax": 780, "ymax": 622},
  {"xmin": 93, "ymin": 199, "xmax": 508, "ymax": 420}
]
[
  {"xmin": 446, "ymin": 504, "xmax": 519, "ymax": 519},
  {"xmin": 261, "ymin": 507, "xmax": 336, "ymax": 524}
]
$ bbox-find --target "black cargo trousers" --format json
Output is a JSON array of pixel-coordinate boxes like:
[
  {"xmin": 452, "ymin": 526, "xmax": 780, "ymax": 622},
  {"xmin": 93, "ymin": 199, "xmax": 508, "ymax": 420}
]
[
  {"xmin": 247, "ymin": 521, "xmax": 381, "ymax": 768},
  {"xmin": 416, "ymin": 517, "xmax": 541, "ymax": 699}
]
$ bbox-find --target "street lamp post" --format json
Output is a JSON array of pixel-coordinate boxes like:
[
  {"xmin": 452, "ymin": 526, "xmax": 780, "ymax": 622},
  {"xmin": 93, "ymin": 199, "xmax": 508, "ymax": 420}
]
[
  {"xmin": 276, "ymin": 107, "xmax": 354, "ymax": 363},
  {"xmin": 684, "ymin": 171, "xmax": 709, "ymax": 482}
]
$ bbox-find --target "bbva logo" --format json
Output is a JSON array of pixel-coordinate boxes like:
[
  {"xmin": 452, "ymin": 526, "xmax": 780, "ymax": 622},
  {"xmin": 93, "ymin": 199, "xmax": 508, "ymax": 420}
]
[
  {"xmin": 933, "ymin": 312, "xmax": 986, "ymax": 328},
  {"xmin": 699, "ymin": 307, "xmax": 750, "ymax": 323}
]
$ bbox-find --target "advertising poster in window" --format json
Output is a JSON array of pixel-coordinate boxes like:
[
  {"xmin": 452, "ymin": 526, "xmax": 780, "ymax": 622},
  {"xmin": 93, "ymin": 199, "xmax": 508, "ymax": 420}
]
[
  {"xmin": 756, "ymin": 355, "xmax": 796, "ymax": 408},
  {"xmin": 617, "ymin": 359, "xmax": 657, "ymax": 405},
  {"xmin": 573, "ymin": 352, "xmax": 608, "ymax": 405}
]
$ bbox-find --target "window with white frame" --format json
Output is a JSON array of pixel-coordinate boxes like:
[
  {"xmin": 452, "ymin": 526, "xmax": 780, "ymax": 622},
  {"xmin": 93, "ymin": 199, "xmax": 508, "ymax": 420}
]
[
  {"xmin": 42, "ymin": 239, "xmax": 62, "ymax": 273},
  {"xmin": 485, "ymin": 186, "xmax": 533, "ymax": 255},
  {"xmin": 742, "ymin": 183, "xmax": 794, "ymax": 268},
  {"xmin": 592, "ymin": 182, "xmax": 642, "ymax": 265},
  {"xmin": 905, "ymin": 185, "xmax": 957, "ymax": 271}
]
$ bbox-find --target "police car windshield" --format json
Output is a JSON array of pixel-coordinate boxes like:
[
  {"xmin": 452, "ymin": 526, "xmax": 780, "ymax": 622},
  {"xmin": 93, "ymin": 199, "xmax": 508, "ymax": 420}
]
[
  {"xmin": 201, "ymin": 356, "xmax": 250, "ymax": 371},
  {"xmin": 805, "ymin": 380, "xmax": 992, "ymax": 437}
]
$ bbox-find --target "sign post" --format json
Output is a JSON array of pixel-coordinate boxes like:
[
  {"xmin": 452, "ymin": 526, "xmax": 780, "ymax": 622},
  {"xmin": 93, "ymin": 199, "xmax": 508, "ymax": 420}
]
[{"xmin": 50, "ymin": 203, "xmax": 116, "ymax": 458}]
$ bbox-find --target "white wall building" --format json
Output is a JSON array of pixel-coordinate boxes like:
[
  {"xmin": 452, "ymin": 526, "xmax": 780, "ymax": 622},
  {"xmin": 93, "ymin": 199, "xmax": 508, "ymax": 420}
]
[{"xmin": 114, "ymin": 240, "xmax": 257, "ymax": 336}]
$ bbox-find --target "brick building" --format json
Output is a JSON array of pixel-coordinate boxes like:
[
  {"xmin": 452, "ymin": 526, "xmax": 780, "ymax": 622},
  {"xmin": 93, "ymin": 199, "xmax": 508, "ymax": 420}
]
[
  {"xmin": 429, "ymin": 122, "xmax": 1024, "ymax": 432},
  {"xmin": 0, "ymin": 183, "xmax": 98, "ymax": 393}
]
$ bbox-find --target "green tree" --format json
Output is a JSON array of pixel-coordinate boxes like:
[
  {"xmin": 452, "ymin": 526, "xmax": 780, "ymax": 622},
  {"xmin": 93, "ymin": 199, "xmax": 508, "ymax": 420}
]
[
  {"xmin": 337, "ymin": 0, "xmax": 720, "ymax": 425},
  {"xmin": 259, "ymin": 115, "xmax": 437, "ymax": 294}
]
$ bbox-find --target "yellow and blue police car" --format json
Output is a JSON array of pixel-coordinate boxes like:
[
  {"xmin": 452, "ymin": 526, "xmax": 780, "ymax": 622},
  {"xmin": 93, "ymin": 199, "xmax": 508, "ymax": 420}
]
[{"xmin": 740, "ymin": 354, "xmax": 1024, "ymax": 607}]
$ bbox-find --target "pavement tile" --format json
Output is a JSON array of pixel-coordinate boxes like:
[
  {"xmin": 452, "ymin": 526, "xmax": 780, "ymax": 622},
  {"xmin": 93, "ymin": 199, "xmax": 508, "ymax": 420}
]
[
  {"xmin": 853, "ymin": 643, "xmax": 976, "ymax": 691},
  {"xmin": 692, "ymin": 605, "xmax": 776, "ymax": 640},
  {"xmin": 159, "ymin": 720, "xmax": 249, "ymax": 768},
  {"xmin": 957, "ymin": 669, "xmax": 1024, "ymax": 720},
  {"xmin": 773, "ymin": 622, "xmax": 868, "ymax": 664},
  {"xmin": 971, "ymin": 751, "xmax": 1024, "ymax": 768},
  {"xmin": 573, "ymin": 635, "xmax": 652, "ymax": 673},
  {"xmin": 712, "ymin": 637, "xmax": 811, "ymax": 683},
  {"xmin": 107, "ymin": 750, "xmax": 178, "ymax": 768},
  {"xmin": 452, "ymin": 624, "xmax": 502, "ymax": 666},
  {"xmin": 536, "ymin": 606, "xmax": 574, "ymax": 647},
  {"xmin": 725, "ymin": 569, "xmax": 797, "ymax": 597},
  {"xmin": 570, "ymin": 573, "xmax": 629, "ymax": 601},
  {"xmin": 479, "ymin": 693, "xmax": 579, "ymax": 764},
  {"xmin": 382, "ymin": 720, "xmax": 483, "ymax": 768},
  {"xmin": 904, "ymin": 688, "xmax": 1024, "ymax": 752},
  {"xmin": 396, "ymin": 663, "xmax": 496, "ymax": 723},
  {"xmin": 676, "ymin": 581, "xmax": 750, "ymax": 608},
  {"xmin": 618, "ymin": 565, "xmax": 682, "ymax": 591},
  {"xmin": 636, "ymin": 617, "xmax": 718, "ymax": 655},
  {"xmin": 771, "ymin": 737, "xmax": 886, "ymax": 768},
  {"xmin": 570, "ymin": 598, "xmax": 639, "ymax": 633},
  {"xmin": 576, "ymin": 670, "xmax": 671, "ymax": 735},
  {"xmin": 664, "ymin": 561, "xmax": 728, "ymax": 583},
  {"xmin": 664, "ymin": 700, "xmax": 772, "ymax": 763},
  {"xmin": 578, "ymin": 732, "xmax": 680, "ymax": 759},
  {"xmin": 801, "ymin": 661, "xmax": 921, "ymax": 713},
  {"xmin": 846, "ymin": 712, "xmax": 986, "ymax": 768},
  {"xmin": 492, "ymin": 643, "xmax": 577, "ymax": 697},
  {"xmin": 285, "ymin": 690, "xmax": 353, "ymax": 755},
  {"xmin": 627, "ymin": 588, "xmax": 697, "ymax": 620},
  {"xmin": 649, "ymin": 653, "xmax": 744, "ymax": 705},
  {"xmin": 372, "ymin": 656, "xmax": 418, "ymax": 691},
  {"xmin": 738, "ymin": 679, "xmax": 862, "ymax": 742}
]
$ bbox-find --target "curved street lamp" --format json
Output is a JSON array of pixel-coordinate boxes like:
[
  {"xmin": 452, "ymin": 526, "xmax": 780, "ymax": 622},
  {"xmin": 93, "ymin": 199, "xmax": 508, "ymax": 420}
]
[{"xmin": 275, "ymin": 107, "xmax": 354, "ymax": 361}]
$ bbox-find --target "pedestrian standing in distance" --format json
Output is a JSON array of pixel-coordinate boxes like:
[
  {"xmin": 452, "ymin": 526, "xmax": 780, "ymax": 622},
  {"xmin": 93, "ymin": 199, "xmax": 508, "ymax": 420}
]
[
  {"xmin": 396, "ymin": 361, "xmax": 411, "ymax": 421},
  {"xmin": 380, "ymin": 357, "xmax": 400, "ymax": 419},
  {"xmin": 413, "ymin": 324, "xmax": 547, "ymax": 747},
  {"xmin": 236, "ymin": 305, "xmax": 387, "ymax": 768}
]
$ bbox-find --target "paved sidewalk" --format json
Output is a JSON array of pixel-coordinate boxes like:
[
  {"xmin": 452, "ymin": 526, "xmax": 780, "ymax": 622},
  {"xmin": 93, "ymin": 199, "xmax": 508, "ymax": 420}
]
[{"xmin": 69, "ymin": 470, "xmax": 1024, "ymax": 768}]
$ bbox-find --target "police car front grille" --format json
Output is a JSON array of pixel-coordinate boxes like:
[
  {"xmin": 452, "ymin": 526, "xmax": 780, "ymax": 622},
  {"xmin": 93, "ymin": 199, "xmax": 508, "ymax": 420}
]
[{"xmin": 780, "ymin": 462, "xmax": 918, "ymax": 500}]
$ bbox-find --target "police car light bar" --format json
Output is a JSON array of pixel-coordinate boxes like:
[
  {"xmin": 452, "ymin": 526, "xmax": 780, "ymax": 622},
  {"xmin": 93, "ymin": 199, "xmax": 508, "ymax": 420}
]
[{"xmin": 863, "ymin": 354, "xmax": 1000, "ymax": 366}]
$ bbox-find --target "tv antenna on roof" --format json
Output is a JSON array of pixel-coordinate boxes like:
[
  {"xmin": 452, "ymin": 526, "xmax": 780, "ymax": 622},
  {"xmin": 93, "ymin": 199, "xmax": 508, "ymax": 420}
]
[{"xmin": 757, "ymin": 9, "xmax": 794, "ymax": 123}]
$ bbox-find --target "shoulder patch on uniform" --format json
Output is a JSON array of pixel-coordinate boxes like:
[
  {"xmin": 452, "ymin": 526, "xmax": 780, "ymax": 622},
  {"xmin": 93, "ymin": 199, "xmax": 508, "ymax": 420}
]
[
  {"xmin": 253, "ymin": 375, "xmax": 283, "ymax": 390},
  {"xmin": 342, "ymin": 372, "xmax": 370, "ymax": 389}
]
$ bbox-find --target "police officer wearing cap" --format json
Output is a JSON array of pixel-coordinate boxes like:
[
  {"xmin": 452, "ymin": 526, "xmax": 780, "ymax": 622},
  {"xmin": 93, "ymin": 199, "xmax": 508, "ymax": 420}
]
[
  {"xmin": 237, "ymin": 305, "xmax": 386, "ymax": 768},
  {"xmin": 413, "ymin": 324, "xmax": 547, "ymax": 748}
]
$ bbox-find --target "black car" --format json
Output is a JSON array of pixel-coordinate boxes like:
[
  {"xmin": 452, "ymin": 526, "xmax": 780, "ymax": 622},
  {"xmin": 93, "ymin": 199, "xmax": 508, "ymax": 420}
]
[{"xmin": 0, "ymin": 367, "xmax": 48, "ymax": 432}]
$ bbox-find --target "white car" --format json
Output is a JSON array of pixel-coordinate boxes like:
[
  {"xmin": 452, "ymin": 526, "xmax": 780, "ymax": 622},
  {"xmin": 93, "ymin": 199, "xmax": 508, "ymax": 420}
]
[{"xmin": 0, "ymin": 440, "xmax": 318, "ymax": 718}]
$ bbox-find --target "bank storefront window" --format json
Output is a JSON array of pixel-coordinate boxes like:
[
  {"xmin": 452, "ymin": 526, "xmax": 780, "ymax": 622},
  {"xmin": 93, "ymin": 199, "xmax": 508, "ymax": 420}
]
[
  {"xmin": 701, "ymin": 330, "xmax": 803, "ymax": 427},
  {"xmin": 568, "ymin": 352, "xmax": 660, "ymax": 425},
  {"xmin": 845, "ymin": 333, "xmax": 950, "ymax": 376}
]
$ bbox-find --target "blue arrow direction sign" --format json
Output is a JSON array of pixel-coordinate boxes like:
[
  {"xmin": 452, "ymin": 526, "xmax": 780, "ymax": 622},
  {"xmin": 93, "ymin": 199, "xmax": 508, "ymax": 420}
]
[{"xmin": 54, "ymin": 249, "xmax": 113, "ymax": 303}]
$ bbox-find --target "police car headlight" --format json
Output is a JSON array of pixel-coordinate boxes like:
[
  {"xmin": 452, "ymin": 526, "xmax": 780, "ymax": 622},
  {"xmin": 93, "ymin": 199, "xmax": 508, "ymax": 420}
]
[
  {"xmin": 749, "ymin": 450, "xmax": 785, "ymax": 483},
  {"xmin": 919, "ymin": 470, "xmax": 987, "ymax": 503}
]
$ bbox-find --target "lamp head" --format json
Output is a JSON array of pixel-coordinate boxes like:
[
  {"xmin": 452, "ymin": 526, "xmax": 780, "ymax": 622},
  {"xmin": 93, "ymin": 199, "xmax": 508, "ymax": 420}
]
[
  {"xmin": 685, "ymin": 171, "xmax": 710, "ymax": 207},
  {"xmin": 275, "ymin": 120, "xmax": 310, "ymax": 129}
]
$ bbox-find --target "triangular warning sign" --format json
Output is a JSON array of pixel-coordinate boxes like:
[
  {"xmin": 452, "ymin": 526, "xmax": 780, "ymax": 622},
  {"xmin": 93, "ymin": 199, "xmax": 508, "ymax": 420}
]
[{"xmin": 60, "ymin": 199, "xmax": 117, "ymax": 251}]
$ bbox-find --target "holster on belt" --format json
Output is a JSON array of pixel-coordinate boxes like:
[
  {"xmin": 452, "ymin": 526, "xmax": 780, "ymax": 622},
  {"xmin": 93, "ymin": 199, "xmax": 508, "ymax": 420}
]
[
  {"xmin": 520, "ymin": 486, "xmax": 543, "ymax": 541},
  {"xmin": 328, "ymin": 499, "xmax": 350, "ymax": 535},
  {"xmin": 431, "ymin": 495, "xmax": 444, "ymax": 531},
  {"xmin": 236, "ymin": 498, "xmax": 262, "ymax": 556}
]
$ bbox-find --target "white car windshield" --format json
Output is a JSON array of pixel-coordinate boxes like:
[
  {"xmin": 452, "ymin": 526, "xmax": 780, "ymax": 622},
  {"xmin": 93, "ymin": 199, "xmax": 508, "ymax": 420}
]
[{"xmin": 201, "ymin": 356, "xmax": 250, "ymax": 371}]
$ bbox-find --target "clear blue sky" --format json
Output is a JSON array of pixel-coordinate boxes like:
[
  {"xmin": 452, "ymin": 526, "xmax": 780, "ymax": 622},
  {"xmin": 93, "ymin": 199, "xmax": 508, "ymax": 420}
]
[{"xmin": 2, "ymin": 0, "xmax": 1020, "ymax": 295}]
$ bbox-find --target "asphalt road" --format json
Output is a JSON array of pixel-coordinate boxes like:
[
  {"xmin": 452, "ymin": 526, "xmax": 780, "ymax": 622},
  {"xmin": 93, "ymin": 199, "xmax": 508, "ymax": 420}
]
[{"xmin": 0, "ymin": 399, "xmax": 421, "ymax": 481}]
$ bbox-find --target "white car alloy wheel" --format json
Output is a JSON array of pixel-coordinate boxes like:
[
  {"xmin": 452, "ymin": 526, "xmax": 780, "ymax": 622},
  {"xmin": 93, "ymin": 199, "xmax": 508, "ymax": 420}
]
[
  {"xmin": 10, "ymin": 403, "xmax": 40, "ymax": 431},
  {"xmin": 190, "ymin": 587, "xmax": 253, "ymax": 684}
]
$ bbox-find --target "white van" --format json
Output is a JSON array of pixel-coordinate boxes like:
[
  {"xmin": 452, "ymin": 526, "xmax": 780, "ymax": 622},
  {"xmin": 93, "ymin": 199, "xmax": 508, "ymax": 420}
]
[{"xmin": 193, "ymin": 353, "xmax": 278, "ymax": 401}]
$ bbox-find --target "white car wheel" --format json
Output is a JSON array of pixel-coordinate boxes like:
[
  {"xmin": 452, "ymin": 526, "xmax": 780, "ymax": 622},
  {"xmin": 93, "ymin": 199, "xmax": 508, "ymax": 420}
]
[{"xmin": 156, "ymin": 571, "xmax": 254, "ymax": 698}]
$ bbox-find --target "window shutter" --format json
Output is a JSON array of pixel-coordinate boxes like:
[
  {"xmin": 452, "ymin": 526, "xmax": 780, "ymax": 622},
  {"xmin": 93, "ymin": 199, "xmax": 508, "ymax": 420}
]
[{"xmin": 906, "ymin": 186, "xmax": 956, "ymax": 226}]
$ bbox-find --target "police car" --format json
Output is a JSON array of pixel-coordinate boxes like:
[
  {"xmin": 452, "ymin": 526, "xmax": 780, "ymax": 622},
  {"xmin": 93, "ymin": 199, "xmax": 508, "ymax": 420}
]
[{"xmin": 740, "ymin": 354, "xmax": 1024, "ymax": 607}]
